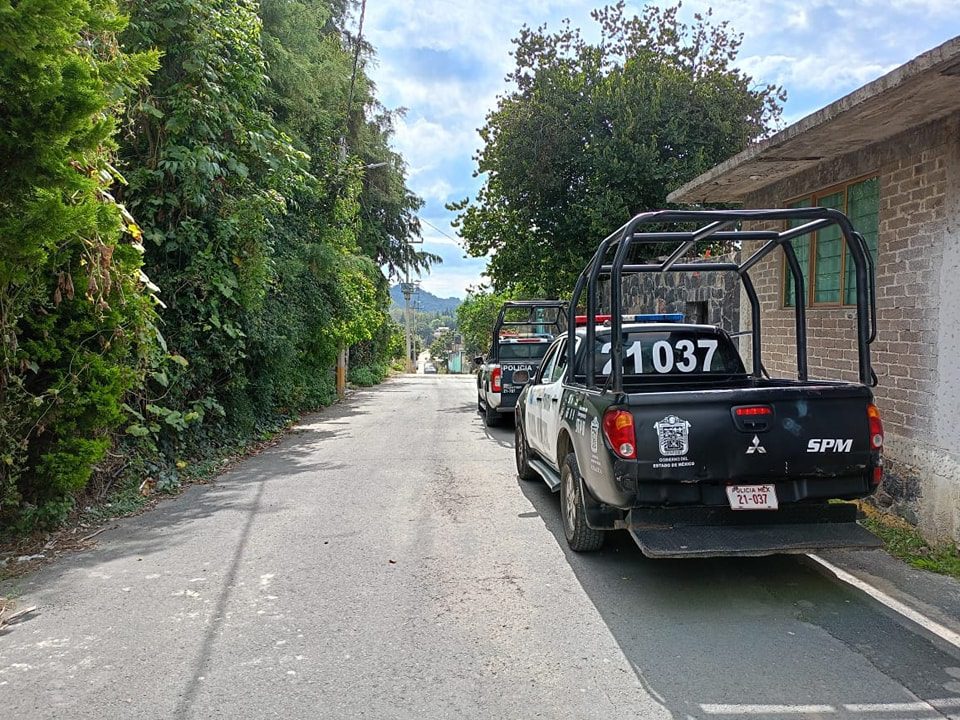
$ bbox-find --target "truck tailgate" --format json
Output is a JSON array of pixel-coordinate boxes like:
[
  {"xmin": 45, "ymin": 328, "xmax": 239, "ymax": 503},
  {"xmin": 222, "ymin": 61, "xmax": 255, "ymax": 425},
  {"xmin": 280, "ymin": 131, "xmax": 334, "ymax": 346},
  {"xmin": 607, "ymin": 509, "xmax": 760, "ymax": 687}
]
[
  {"xmin": 500, "ymin": 361, "xmax": 541, "ymax": 393},
  {"xmin": 628, "ymin": 384, "xmax": 875, "ymax": 484}
]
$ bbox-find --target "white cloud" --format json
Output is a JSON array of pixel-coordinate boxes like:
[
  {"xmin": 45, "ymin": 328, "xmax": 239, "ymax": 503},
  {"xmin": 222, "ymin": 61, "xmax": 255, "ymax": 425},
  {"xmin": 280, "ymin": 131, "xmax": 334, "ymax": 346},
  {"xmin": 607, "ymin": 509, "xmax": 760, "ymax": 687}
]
[
  {"xmin": 417, "ymin": 268, "xmax": 489, "ymax": 299},
  {"xmin": 737, "ymin": 53, "xmax": 899, "ymax": 94},
  {"xmin": 393, "ymin": 116, "xmax": 477, "ymax": 173},
  {"xmin": 359, "ymin": 1, "xmax": 960, "ymax": 297}
]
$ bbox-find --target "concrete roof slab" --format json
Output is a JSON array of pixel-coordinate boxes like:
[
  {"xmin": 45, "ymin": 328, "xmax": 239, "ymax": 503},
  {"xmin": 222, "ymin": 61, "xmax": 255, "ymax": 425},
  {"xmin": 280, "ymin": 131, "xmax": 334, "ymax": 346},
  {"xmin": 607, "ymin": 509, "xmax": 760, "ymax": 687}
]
[{"xmin": 668, "ymin": 36, "xmax": 960, "ymax": 203}]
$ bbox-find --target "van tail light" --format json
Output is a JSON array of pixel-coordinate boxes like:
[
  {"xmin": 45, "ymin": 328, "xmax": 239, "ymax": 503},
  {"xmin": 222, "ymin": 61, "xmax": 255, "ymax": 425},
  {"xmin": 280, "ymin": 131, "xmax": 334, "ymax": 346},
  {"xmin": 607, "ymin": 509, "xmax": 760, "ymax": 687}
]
[
  {"xmin": 868, "ymin": 404, "xmax": 884, "ymax": 449},
  {"xmin": 602, "ymin": 409, "xmax": 637, "ymax": 459},
  {"xmin": 491, "ymin": 367, "xmax": 502, "ymax": 393},
  {"xmin": 868, "ymin": 403, "xmax": 884, "ymax": 485}
]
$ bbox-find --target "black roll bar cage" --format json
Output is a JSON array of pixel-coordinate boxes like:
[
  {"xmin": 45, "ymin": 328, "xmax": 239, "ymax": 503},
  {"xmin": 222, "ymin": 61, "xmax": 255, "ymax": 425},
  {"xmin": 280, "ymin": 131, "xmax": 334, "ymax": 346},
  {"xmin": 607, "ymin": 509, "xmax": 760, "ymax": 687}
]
[
  {"xmin": 565, "ymin": 208, "xmax": 878, "ymax": 392},
  {"xmin": 490, "ymin": 300, "xmax": 569, "ymax": 363}
]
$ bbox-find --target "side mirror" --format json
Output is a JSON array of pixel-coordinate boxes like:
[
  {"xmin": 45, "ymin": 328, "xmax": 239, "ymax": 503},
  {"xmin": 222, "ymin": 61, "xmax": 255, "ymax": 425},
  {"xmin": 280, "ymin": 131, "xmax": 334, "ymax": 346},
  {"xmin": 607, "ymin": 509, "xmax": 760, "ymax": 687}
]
[{"xmin": 473, "ymin": 355, "xmax": 484, "ymax": 366}]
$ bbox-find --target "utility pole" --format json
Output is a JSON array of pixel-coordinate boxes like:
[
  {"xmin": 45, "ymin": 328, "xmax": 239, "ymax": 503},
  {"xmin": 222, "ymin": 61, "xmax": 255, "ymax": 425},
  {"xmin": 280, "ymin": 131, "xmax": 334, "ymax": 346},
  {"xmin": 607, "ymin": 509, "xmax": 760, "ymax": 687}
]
[
  {"xmin": 401, "ymin": 276, "xmax": 415, "ymax": 373},
  {"xmin": 335, "ymin": 0, "xmax": 367, "ymax": 398}
]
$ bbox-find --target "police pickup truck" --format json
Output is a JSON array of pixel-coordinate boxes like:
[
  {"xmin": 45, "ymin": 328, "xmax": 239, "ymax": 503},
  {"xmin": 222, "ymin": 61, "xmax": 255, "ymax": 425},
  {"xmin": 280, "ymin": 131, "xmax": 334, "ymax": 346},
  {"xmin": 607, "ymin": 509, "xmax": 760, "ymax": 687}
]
[
  {"xmin": 476, "ymin": 301, "xmax": 566, "ymax": 427},
  {"xmin": 514, "ymin": 208, "xmax": 884, "ymax": 558}
]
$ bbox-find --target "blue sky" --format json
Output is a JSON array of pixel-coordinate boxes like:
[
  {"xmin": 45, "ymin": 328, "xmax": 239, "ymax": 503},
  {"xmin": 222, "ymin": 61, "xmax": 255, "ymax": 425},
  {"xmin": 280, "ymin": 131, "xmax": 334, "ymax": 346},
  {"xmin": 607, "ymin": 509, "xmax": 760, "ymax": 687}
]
[{"xmin": 364, "ymin": 1, "xmax": 960, "ymax": 298}]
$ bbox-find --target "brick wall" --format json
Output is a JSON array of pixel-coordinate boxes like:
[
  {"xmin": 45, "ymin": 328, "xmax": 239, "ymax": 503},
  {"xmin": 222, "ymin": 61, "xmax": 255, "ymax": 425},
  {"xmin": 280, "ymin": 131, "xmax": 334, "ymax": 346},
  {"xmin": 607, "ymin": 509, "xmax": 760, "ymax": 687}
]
[{"xmin": 741, "ymin": 114, "xmax": 960, "ymax": 536}]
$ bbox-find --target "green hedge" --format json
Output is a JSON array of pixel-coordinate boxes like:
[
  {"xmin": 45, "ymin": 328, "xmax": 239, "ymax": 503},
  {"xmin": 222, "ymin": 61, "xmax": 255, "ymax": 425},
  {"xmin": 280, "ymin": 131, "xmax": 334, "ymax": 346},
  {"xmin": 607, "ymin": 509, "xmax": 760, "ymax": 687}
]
[{"xmin": 0, "ymin": 1, "xmax": 419, "ymax": 533}]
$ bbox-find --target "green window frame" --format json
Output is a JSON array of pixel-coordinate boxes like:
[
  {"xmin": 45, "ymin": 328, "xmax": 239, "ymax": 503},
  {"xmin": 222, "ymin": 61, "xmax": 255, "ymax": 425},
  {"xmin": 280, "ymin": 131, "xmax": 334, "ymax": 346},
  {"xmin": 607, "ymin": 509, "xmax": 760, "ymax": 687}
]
[{"xmin": 783, "ymin": 176, "xmax": 879, "ymax": 307}]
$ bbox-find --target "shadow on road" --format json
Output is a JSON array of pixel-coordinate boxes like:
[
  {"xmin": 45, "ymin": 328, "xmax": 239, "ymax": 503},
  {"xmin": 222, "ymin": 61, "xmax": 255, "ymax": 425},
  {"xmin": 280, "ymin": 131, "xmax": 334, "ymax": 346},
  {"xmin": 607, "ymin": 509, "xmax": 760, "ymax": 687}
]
[
  {"xmin": 3, "ymin": 390, "xmax": 369, "ymax": 608},
  {"xmin": 438, "ymin": 402, "xmax": 478, "ymax": 415},
  {"xmin": 518, "ymin": 477, "xmax": 960, "ymax": 720},
  {"xmin": 480, "ymin": 422, "xmax": 514, "ymax": 449}
]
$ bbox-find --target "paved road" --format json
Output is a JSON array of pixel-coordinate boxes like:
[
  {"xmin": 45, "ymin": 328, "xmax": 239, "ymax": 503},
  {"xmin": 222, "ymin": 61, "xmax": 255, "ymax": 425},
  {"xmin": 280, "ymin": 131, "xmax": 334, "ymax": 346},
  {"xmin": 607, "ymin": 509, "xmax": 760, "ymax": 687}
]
[{"xmin": 3, "ymin": 375, "xmax": 960, "ymax": 719}]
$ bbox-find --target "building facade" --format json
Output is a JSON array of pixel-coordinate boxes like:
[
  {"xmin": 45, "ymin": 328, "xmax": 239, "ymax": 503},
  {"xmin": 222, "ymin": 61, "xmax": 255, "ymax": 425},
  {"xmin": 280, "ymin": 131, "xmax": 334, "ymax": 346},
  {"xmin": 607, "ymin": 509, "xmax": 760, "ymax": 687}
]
[{"xmin": 668, "ymin": 38, "xmax": 960, "ymax": 539}]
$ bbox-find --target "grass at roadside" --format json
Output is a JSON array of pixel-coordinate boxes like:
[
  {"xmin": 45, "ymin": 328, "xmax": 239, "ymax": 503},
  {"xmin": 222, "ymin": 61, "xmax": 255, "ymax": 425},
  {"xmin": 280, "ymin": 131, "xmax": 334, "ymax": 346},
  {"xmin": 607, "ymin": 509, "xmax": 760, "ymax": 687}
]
[{"xmin": 858, "ymin": 502, "xmax": 960, "ymax": 579}]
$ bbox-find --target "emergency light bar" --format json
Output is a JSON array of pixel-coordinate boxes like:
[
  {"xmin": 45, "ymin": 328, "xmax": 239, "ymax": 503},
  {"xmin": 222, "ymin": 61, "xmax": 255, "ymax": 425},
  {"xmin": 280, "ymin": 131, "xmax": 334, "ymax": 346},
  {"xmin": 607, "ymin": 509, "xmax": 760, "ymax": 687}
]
[
  {"xmin": 574, "ymin": 314, "xmax": 612, "ymax": 326},
  {"xmin": 626, "ymin": 313, "xmax": 685, "ymax": 323},
  {"xmin": 575, "ymin": 313, "xmax": 685, "ymax": 326}
]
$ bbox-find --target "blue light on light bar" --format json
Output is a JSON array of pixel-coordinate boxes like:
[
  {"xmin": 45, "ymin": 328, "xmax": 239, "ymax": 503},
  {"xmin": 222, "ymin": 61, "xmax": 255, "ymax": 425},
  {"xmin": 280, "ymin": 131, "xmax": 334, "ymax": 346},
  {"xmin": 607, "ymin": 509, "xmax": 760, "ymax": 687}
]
[{"xmin": 625, "ymin": 313, "xmax": 685, "ymax": 323}]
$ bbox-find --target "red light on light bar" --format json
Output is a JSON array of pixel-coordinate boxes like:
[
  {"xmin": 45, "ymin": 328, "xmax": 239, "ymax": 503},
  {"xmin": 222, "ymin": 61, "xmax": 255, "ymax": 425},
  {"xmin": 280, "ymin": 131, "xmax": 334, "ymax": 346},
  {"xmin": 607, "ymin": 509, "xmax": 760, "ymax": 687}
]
[
  {"xmin": 734, "ymin": 406, "xmax": 773, "ymax": 416},
  {"xmin": 574, "ymin": 314, "xmax": 612, "ymax": 326}
]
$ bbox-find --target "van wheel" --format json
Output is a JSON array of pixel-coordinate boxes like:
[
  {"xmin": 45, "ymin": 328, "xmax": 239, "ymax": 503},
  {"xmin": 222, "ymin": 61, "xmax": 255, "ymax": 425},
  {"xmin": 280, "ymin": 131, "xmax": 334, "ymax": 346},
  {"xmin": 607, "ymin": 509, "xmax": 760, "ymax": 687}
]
[
  {"xmin": 560, "ymin": 453, "xmax": 605, "ymax": 552},
  {"xmin": 515, "ymin": 420, "xmax": 537, "ymax": 481}
]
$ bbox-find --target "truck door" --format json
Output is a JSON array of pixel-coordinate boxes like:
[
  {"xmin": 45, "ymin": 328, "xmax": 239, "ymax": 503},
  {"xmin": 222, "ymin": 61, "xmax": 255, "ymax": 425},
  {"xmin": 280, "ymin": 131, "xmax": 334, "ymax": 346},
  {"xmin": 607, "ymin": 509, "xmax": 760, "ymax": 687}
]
[
  {"xmin": 540, "ymin": 339, "xmax": 568, "ymax": 467},
  {"xmin": 526, "ymin": 340, "xmax": 561, "ymax": 452}
]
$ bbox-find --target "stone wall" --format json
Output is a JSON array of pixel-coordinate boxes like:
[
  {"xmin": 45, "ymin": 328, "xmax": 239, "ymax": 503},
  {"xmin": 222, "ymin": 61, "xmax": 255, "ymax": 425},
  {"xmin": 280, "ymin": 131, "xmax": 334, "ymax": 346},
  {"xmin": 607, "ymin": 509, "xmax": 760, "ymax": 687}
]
[{"xmin": 601, "ymin": 252, "xmax": 741, "ymax": 333}]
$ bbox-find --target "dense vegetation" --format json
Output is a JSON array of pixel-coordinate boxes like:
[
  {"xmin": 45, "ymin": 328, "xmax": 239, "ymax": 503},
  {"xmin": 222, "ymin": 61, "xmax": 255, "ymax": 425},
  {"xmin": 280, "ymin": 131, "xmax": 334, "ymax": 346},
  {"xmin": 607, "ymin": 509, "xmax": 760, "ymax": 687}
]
[
  {"xmin": 456, "ymin": 289, "xmax": 516, "ymax": 358},
  {"xmin": 0, "ymin": 0, "xmax": 432, "ymax": 532},
  {"xmin": 452, "ymin": 2, "xmax": 784, "ymax": 296}
]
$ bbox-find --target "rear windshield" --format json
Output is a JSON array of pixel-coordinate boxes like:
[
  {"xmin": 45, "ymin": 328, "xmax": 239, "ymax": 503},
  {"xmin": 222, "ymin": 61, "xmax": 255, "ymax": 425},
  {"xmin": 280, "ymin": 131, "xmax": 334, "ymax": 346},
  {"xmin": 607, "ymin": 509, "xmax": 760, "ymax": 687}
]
[
  {"xmin": 584, "ymin": 329, "xmax": 745, "ymax": 377},
  {"xmin": 498, "ymin": 342, "xmax": 551, "ymax": 361},
  {"xmin": 500, "ymin": 306, "xmax": 564, "ymax": 326}
]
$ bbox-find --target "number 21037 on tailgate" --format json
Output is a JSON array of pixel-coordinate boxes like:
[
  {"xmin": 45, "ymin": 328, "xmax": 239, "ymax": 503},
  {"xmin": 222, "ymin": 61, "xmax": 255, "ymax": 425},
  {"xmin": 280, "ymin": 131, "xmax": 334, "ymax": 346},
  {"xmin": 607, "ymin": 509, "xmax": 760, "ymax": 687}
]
[{"xmin": 726, "ymin": 484, "xmax": 778, "ymax": 510}]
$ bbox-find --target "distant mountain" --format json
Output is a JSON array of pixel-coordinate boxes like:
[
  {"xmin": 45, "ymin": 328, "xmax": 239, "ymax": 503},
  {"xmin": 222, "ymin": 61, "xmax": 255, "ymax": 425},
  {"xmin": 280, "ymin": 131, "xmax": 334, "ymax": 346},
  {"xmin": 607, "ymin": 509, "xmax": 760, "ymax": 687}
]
[{"xmin": 390, "ymin": 284, "xmax": 461, "ymax": 314}]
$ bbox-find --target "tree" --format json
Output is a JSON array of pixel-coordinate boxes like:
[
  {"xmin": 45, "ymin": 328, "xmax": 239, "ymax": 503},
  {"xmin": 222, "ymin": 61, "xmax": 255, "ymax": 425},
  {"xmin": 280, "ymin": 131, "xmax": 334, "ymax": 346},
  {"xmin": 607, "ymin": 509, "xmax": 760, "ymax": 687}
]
[
  {"xmin": 452, "ymin": 2, "xmax": 785, "ymax": 296},
  {"xmin": 429, "ymin": 330, "xmax": 454, "ymax": 370},
  {"xmin": 255, "ymin": 0, "xmax": 434, "ymax": 403},
  {"xmin": 0, "ymin": 0, "xmax": 432, "ymax": 530},
  {"xmin": 456, "ymin": 288, "xmax": 518, "ymax": 358},
  {"xmin": 0, "ymin": 0, "xmax": 157, "ymax": 528}
]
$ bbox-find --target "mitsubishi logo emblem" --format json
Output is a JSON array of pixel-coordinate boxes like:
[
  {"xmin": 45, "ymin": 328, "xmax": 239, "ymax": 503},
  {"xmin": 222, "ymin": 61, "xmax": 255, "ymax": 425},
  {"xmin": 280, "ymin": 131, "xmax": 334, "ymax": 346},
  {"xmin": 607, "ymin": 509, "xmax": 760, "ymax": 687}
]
[{"xmin": 746, "ymin": 435, "xmax": 767, "ymax": 454}]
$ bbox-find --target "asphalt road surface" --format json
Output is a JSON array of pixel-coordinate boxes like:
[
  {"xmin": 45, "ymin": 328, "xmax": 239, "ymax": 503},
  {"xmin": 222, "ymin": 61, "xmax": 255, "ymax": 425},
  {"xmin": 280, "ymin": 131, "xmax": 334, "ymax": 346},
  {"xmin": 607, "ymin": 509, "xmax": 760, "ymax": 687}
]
[{"xmin": 3, "ymin": 375, "xmax": 960, "ymax": 719}]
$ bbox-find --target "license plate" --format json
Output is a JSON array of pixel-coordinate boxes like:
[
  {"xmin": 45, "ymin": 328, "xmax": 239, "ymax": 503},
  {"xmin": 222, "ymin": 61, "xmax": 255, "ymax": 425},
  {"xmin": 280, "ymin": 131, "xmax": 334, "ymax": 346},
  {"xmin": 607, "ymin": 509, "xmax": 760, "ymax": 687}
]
[{"xmin": 726, "ymin": 484, "xmax": 778, "ymax": 510}]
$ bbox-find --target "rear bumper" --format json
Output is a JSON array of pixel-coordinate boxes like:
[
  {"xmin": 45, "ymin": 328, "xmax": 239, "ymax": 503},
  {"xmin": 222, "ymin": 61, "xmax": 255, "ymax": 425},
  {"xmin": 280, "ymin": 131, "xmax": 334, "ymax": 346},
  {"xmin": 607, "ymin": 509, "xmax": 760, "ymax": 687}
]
[
  {"xmin": 491, "ymin": 393, "xmax": 519, "ymax": 413},
  {"xmin": 629, "ymin": 521, "xmax": 881, "ymax": 558},
  {"xmin": 632, "ymin": 476, "xmax": 873, "ymax": 506},
  {"xmin": 623, "ymin": 504, "xmax": 881, "ymax": 558},
  {"xmin": 606, "ymin": 459, "xmax": 876, "ymax": 507}
]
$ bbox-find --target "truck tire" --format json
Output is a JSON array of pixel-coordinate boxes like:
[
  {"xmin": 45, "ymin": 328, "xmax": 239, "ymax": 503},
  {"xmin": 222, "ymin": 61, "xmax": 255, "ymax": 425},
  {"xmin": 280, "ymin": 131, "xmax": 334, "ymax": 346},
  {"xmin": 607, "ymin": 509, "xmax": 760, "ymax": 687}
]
[
  {"xmin": 515, "ymin": 420, "xmax": 537, "ymax": 481},
  {"xmin": 484, "ymin": 404, "xmax": 501, "ymax": 427},
  {"xmin": 560, "ymin": 453, "xmax": 605, "ymax": 552}
]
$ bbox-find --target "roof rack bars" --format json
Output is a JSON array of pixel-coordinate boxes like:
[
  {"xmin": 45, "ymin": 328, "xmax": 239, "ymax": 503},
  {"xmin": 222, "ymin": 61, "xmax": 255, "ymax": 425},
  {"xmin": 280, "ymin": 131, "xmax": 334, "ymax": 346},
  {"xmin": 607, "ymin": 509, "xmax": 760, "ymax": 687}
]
[{"xmin": 567, "ymin": 208, "xmax": 877, "ymax": 392}]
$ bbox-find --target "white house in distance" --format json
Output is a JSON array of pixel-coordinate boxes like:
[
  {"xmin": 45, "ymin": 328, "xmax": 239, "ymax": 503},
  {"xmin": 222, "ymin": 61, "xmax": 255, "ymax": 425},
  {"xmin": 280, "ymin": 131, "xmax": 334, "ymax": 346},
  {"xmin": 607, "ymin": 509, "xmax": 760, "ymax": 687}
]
[{"xmin": 668, "ymin": 37, "xmax": 960, "ymax": 541}]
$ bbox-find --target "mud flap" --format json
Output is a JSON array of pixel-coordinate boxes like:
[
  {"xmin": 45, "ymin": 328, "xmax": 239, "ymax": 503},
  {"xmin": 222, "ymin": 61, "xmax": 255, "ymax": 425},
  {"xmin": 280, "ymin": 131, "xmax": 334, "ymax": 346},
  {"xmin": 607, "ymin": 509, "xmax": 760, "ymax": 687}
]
[{"xmin": 628, "ymin": 520, "xmax": 882, "ymax": 559}]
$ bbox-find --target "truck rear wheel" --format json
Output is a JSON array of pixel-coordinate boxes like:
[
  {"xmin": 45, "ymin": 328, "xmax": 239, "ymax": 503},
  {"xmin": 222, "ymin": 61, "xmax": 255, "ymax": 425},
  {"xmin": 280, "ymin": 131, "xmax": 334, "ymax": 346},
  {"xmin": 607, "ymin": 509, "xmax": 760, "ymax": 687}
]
[
  {"xmin": 484, "ymin": 403, "xmax": 501, "ymax": 427},
  {"xmin": 515, "ymin": 420, "xmax": 537, "ymax": 481},
  {"xmin": 560, "ymin": 453, "xmax": 605, "ymax": 552}
]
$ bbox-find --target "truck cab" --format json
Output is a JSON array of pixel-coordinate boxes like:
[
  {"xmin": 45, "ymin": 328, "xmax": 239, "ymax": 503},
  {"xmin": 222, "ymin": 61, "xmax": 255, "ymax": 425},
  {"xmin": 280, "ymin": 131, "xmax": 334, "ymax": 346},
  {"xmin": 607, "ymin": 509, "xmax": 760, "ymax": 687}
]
[{"xmin": 476, "ymin": 301, "xmax": 567, "ymax": 426}]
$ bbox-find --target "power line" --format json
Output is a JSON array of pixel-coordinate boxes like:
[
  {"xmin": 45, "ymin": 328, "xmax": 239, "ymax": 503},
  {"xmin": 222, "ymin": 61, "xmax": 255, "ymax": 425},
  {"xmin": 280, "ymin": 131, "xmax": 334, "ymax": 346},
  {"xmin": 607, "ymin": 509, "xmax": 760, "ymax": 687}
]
[{"xmin": 420, "ymin": 218, "xmax": 463, "ymax": 245}]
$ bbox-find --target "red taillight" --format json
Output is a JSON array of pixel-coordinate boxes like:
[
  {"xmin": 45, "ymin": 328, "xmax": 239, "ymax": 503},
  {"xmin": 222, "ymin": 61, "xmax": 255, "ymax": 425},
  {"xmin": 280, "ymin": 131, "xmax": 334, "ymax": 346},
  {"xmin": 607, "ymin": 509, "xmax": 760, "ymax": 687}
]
[
  {"xmin": 602, "ymin": 409, "xmax": 636, "ymax": 459},
  {"xmin": 491, "ymin": 367, "xmax": 502, "ymax": 393},
  {"xmin": 868, "ymin": 404, "xmax": 884, "ymax": 485},
  {"xmin": 735, "ymin": 406, "xmax": 773, "ymax": 417},
  {"xmin": 867, "ymin": 403, "xmax": 884, "ymax": 450}
]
